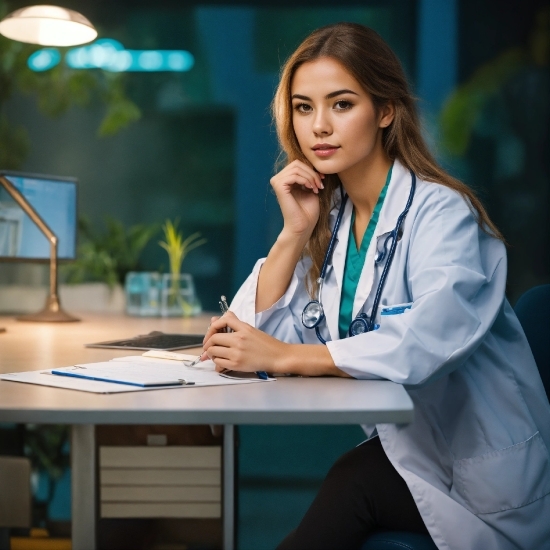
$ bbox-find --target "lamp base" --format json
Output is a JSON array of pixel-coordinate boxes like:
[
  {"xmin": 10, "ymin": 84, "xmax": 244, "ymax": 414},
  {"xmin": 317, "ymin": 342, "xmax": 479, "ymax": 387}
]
[
  {"xmin": 17, "ymin": 295, "xmax": 80, "ymax": 323},
  {"xmin": 17, "ymin": 309, "xmax": 80, "ymax": 322}
]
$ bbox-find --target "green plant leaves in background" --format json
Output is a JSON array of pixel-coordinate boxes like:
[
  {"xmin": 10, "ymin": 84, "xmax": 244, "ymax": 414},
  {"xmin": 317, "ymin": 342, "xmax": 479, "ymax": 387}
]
[
  {"xmin": 62, "ymin": 216, "xmax": 160, "ymax": 287},
  {"xmin": 439, "ymin": 49, "xmax": 526, "ymax": 156},
  {"xmin": 159, "ymin": 218, "xmax": 207, "ymax": 277},
  {"xmin": 0, "ymin": 0, "xmax": 142, "ymax": 169},
  {"xmin": 0, "ymin": 115, "xmax": 29, "ymax": 168},
  {"xmin": 98, "ymin": 96, "xmax": 142, "ymax": 137}
]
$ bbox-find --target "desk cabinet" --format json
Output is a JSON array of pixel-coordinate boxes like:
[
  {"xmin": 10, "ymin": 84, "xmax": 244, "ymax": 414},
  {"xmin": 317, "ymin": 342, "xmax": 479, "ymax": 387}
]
[{"xmin": 95, "ymin": 425, "xmax": 230, "ymax": 550}]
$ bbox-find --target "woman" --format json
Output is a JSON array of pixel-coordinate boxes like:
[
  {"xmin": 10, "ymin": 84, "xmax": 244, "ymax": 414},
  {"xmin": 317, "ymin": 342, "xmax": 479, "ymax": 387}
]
[{"xmin": 202, "ymin": 23, "xmax": 550, "ymax": 549}]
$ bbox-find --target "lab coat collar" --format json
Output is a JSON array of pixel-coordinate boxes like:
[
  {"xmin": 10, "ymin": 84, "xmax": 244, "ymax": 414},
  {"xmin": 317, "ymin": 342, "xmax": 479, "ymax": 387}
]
[
  {"xmin": 374, "ymin": 159, "xmax": 413, "ymax": 238},
  {"xmin": 323, "ymin": 160, "xmax": 414, "ymax": 336},
  {"xmin": 351, "ymin": 159, "xmax": 413, "ymax": 319}
]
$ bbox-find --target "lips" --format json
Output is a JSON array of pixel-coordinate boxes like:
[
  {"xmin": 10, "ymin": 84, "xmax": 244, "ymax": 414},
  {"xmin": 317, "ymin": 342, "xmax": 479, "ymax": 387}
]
[{"xmin": 312, "ymin": 143, "xmax": 340, "ymax": 158}]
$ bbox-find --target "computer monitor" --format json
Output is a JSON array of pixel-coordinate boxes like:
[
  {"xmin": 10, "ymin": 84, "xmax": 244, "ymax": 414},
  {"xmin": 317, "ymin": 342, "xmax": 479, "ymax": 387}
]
[{"xmin": 0, "ymin": 170, "xmax": 77, "ymax": 261}]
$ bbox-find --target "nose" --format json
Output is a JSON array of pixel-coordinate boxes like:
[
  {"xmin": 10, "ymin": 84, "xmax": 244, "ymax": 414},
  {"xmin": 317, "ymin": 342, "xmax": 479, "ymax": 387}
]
[{"xmin": 312, "ymin": 107, "xmax": 332, "ymax": 137}]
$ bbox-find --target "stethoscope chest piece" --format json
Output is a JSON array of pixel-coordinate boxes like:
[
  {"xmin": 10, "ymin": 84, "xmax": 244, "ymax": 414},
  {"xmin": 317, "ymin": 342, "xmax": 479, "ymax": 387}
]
[
  {"xmin": 348, "ymin": 313, "xmax": 380, "ymax": 337},
  {"xmin": 302, "ymin": 300, "xmax": 325, "ymax": 329},
  {"xmin": 349, "ymin": 313, "xmax": 369, "ymax": 336}
]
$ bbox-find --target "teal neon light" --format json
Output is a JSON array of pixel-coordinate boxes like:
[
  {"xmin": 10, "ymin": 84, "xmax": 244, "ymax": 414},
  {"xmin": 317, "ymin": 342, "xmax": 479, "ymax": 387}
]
[
  {"xmin": 28, "ymin": 38, "xmax": 194, "ymax": 73},
  {"xmin": 28, "ymin": 48, "xmax": 61, "ymax": 71}
]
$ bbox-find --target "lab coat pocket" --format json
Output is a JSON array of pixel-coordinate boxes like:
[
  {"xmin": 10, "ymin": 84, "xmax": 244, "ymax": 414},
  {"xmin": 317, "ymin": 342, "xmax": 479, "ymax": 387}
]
[{"xmin": 450, "ymin": 432, "xmax": 550, "ymax": 515}]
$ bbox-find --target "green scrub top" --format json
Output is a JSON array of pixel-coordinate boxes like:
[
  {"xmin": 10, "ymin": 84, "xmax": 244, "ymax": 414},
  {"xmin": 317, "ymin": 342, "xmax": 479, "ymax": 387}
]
[{"xmin": 338, "ymin": 164, "xmax": 393, "ymax": 339}]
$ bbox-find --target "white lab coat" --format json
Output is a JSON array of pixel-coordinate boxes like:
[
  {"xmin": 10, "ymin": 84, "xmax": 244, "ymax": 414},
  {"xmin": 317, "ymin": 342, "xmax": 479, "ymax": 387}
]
[{"xmin": 230, "ymin": 160, "xmax": 550, "ymax": 550}]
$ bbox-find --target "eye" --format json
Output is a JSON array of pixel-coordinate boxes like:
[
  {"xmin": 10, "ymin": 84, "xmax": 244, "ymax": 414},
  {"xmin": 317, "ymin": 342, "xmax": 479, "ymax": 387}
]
[
  {"xmin": 334, "ymin": 100, "xmax": 353, "ymax": 111},
  {"xmin": 293, "ymin": 102, "xmax": 312, "ymax": 114}
]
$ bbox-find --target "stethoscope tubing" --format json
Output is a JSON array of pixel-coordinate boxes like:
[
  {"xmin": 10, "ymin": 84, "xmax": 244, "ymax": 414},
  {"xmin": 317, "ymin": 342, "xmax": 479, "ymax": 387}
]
[
  {"xmin": 303, "ymin": 170, "xmax": 416, "ymax": 343},
  {"xmin": 367, "ymin": 171, "xmax": 416, "ymax": 331},
  {"xmin": 320, "ymin": 186, "xmax": 348, "ymax": 280}
]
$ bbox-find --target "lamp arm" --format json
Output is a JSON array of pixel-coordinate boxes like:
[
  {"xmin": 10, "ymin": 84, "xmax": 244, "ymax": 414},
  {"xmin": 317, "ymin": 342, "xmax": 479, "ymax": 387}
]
[{"xmin": 0, "ymin": 176, "xmax": 56, "ymax": 240}]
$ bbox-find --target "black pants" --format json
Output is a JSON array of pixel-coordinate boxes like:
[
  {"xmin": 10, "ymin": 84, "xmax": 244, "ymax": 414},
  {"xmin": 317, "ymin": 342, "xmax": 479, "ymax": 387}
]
[{"xmin": 277, "ymin": 436, "xmax": 429, "ymax": 550}]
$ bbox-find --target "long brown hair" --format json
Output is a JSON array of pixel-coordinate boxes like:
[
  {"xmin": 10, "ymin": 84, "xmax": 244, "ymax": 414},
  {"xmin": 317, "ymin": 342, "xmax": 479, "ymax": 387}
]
[{"xmin": 272, "ymin": 22, "xmax": 504, "ymax": 296}]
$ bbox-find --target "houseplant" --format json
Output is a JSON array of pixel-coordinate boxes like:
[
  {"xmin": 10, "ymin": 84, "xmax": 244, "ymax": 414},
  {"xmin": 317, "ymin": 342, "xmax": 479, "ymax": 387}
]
[
  {"xmin": 158, "ymin": 218, "xmax": 206, "ymax": 316},
  {"xmin": 60, "ymin": 216, "xmax": 159, "ymax": 312}
]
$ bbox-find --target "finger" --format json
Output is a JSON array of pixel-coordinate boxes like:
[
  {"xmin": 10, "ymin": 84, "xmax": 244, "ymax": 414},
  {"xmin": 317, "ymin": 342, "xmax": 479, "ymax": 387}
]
[
  {"xmin": 203, "ymin": 316, "xmax": 221, "ymax": 343},
  {"xmin": 290, "ymin": 161, "xmax": 324, "ymax": 189},
  {"xmin": 279, "ymin": 163, "xmax": 320, "ymax": 187},
  {"xmin": 281, "ymin": 174, "xmax": 319, "ymax": 194},
  {"xmin": 206, "ymin": 344, "xmax": 234, "ymax": 361},
  {"xmin": 295, "ymin": 165, "xmax": 324, "ymax": 189},
  {"xmin": 209, "ymin": 315, "xmax": 220, "ymax": 326},
  {"xmin": 221, "ymin": 311, "xmax": 248, "ymax": 332},
  {"xmin": 214, "ymin": 360, "xmax": 236, "ymax": 372},
  {"xmin": 290, "ymin": 166, "xmax": 323, "ymax": 190},
  {"xmin": 203, "ymin": 332, "xmax": 234, "ymax": 351},
  {"xmin": 205, "ymin": 315, "xmax": 234, "ymax": 337}
]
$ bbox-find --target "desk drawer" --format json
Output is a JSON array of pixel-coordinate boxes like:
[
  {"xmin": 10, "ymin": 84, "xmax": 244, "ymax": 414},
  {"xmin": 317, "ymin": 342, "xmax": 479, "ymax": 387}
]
[
  {"xmin": 99, "ymin": 445, "xmax": 222, "ymax": 519},
  {"xmin": 100, "ymin": 446, "xmax": 221, "ymax": 468}
]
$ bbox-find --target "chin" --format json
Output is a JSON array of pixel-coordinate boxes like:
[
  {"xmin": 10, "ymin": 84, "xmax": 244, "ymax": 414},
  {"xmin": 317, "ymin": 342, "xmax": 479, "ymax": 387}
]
[{"xmin": 309, "ymin": 158, "xmax": 347, "ymax": 175}]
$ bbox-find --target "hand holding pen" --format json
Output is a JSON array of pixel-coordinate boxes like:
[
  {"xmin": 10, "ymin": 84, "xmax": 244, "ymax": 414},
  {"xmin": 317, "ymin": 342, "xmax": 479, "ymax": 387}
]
[
  {"xmin": 218, "ymin": 296, "xmax": 269, "ymax": 380},
  {"xmin": 199, "ymin": 297, "xmax": 270, "ymax": 380}
]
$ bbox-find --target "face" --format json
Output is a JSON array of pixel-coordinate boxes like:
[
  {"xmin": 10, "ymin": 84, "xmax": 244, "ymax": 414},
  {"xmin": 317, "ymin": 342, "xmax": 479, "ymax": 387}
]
[{"xmin": 291, "ymin": 57, "xmax": 393, "ymax": 176}]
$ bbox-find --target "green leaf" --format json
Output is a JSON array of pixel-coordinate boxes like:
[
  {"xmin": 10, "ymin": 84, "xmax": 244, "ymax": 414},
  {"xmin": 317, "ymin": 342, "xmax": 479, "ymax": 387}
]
[
  {"xmin": 98, "ymin": 97, "xmax": 142, "ymax": 137},
  {"xmin": 61, "ymin": 216, "xmax": 159, "ymax": 287},
  {"xmin": 159, "ymin": 220, "xmax": 206, "ymax": 277},
  {"xmin": 0, "ymin": 116, "xmax": 30, "ymax": 169},
  {"xmin": 439, "ymin": 48, "xmax": 527, "ymax": 156}
]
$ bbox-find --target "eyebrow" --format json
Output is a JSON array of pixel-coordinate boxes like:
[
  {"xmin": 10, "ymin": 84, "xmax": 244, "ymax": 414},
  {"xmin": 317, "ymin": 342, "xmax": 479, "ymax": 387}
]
[{"xmin": 291, "ymin": 89, "xmax": 359, "ymax": 101}]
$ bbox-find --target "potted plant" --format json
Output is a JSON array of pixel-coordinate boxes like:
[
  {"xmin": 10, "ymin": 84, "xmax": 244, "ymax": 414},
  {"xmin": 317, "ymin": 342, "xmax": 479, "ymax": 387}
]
[
  {"xmin": 158, "ymin": 219, "xmax": 206, "ymax": 317},
  {"xmin": 61, "ymin": 216, "xmax": 159, "ymax": 313}
]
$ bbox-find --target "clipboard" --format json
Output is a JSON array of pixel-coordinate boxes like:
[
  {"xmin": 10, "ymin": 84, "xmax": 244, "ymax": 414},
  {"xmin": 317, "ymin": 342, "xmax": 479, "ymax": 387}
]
[{"xmin": 51, "ymin": 364, "xmax": 192, "ymax": 387}]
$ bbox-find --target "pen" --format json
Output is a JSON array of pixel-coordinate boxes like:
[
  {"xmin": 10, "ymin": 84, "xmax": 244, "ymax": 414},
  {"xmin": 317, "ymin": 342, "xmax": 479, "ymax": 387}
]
[{"xmin": 219, "ymin": 295, "xmax": 269, "ymax": 381}]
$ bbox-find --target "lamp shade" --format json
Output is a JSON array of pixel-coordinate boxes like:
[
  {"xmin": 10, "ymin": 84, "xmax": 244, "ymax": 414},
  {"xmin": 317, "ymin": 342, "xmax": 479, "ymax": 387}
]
[{"xmin": 0, "ymin": 5, "xmax": 97, "ymax": 46}]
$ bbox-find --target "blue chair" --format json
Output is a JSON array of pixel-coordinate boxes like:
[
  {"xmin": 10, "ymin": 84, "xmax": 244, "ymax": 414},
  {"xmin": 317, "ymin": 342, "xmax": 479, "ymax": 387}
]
[
  {"xmin": 359, "ymin": 285, "xmax": 550, "ymax": 550},
  {"xmin": 361, "ymin": 530, "xmax": 438, "ymax": 550},
  {"xmin": 514, "ymin": 284, "xmax": 550, "ymax": 399}
]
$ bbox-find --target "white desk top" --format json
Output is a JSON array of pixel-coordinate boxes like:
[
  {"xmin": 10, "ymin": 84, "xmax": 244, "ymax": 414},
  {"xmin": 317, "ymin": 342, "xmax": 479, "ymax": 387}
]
[{"xmin": 0, "ymin": 313, "xmax": 413, "ymax": 425}]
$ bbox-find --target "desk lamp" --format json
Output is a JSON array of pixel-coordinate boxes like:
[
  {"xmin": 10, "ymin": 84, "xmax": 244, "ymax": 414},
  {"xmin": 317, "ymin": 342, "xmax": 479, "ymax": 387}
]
[
  {"xmin": 0, "ymin": 6, "xmax": 97, "ymax": 325},
  {"xmin": 0, "ymin": 175, "xmax": 78, "ymax": 322}
]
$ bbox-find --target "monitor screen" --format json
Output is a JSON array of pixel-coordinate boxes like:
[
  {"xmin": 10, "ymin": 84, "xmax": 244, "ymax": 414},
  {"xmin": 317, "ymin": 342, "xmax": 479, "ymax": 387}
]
[{"xmin": 0, "ymin": 172, "xmax": 77, "ymax": 260}]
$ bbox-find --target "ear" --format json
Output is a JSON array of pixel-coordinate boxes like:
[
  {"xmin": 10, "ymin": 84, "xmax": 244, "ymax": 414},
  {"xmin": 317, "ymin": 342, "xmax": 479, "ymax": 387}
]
[{"xmin": 378, "ymin": 101, "xmax": 395, "ymax": 128}]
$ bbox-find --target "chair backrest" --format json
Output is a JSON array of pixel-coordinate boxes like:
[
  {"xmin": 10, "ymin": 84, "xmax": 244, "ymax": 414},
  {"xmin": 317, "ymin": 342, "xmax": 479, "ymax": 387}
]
[
  {"xmin": 0, "ymin": 456, "xmax": 31, "ymax": 528},
  {"xmin": 514, "ymin": 284, "xmax": 550, "ymax": 400}
]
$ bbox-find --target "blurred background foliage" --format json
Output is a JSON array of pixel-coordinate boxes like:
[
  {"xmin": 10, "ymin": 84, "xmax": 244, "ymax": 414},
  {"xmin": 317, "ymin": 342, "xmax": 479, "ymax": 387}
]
[
  {"xmin": 61, "ymin": 216, "xmax": 160, "ymax": 287},
  {"xmin": 439, "ymin": 4, "xmax": 549, "ymax": 300},
  {"xmin": 0, "ymin": 0, "xmax": 141, "ymax": 171},
  {"xmin": 440, "ymin": 7, "xmax": 549, "ymax": 156}
]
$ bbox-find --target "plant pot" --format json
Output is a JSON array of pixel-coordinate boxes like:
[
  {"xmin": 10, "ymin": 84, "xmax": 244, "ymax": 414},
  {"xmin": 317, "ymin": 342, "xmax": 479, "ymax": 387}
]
[
  {"xmin": 0, "ymin": 283, "xmax": 125, "ymax": 314},
  {"xmin": 60, "ymin": 283, "xmax": 125, "ymax": 313},
  {"xmin": 160, "ymin": 273, "xmax": 201, "ymax": 317},
  {"xmin": 125, "ymin": 272, "xmax": 161, "ymax": 317}
]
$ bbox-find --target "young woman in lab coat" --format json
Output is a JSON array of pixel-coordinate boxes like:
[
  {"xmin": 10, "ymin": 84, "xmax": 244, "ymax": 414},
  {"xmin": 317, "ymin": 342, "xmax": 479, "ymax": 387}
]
[{"xmin": 202, "ymin": 23, "xmax": 550, "ymax": 550}]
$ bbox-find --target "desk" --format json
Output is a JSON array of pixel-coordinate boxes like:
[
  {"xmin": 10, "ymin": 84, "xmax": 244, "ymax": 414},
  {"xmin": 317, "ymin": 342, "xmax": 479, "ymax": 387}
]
[{"xmin": 0, "ymin": 313, "xmax": 414, "ymax": 550}]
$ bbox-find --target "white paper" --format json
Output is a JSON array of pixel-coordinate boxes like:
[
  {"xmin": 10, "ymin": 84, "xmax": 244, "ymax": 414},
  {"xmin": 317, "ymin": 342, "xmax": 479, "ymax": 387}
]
[
  {"xmin": 52, "ymin": 362, "xmax": 194, "ymax": 387},
  {"xmin": 0, "ymin": 357, "xmax": 274, "ymax": 394}
]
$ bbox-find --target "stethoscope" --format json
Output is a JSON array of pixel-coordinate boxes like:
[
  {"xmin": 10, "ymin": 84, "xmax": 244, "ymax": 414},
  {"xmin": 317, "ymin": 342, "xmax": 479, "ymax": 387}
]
[{"xmin": 301, "ymin": 170, "xmax": 416, "ymax": 344}]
